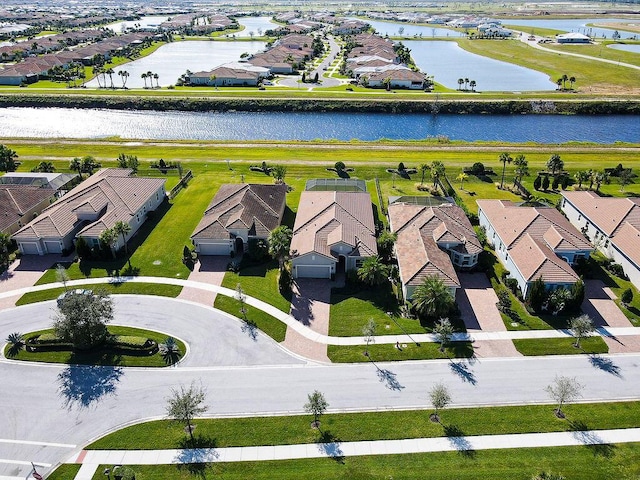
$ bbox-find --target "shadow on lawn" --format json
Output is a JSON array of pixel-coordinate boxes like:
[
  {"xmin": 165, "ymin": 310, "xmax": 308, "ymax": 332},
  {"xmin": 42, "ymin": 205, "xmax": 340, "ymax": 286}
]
[
  {"xmin": 175, "ymin": 434, "xmax": 219, "ymax": 478},
  {"xmin": 316, "ymin": 429, "xmax": 345, "ymax": 464},
  {"xmin": 443, "ymin": 424, "xmax": 475, "ymax": 457},
  {"xmin": 568, "ymin": 420, "xmax": 617, "ymax": 458}
]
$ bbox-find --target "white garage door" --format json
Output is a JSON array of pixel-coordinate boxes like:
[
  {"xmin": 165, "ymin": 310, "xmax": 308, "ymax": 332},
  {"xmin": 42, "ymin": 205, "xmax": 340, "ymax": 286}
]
[
  {"xmin": 295, "ymin": 265, "xmax": 331, "ymax": 279},
  {"xmin": 44, "ymin": 241, "xmax": 62, "ymax": 254},
  {"xmin": 198, "ymin": 242, "xmax": 230, "ymax": 256},
  {"xmin": 20, "ymin": 242, "xmax": 40, "ymax": 255}
]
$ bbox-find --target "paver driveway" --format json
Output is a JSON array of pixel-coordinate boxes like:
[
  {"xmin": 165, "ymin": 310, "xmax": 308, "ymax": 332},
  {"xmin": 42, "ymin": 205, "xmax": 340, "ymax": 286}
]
[
  {"xmin": 178, "ymin": 256, "xmax": 229, "ymax": 306},
  {"xmin": 0, "ymin": 254, "xmax": 65, "ymax": 310}
]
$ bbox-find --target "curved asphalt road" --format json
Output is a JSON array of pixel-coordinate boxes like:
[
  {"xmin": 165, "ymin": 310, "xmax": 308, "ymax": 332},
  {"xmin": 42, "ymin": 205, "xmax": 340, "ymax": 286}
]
[{"xmin": 1, "ymin": 296, "xmax": 640, "ymax": 478}]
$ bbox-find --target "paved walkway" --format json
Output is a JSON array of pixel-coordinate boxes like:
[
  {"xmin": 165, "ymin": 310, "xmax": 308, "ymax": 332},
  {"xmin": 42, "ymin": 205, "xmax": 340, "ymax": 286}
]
[{"xmin": 68, "ymin": 427, "xmax": 640, "ymax": 479}]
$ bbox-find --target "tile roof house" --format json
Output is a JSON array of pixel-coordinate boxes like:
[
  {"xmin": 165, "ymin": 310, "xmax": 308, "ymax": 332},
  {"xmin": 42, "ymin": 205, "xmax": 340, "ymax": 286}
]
[
  {"xmin": 290, "ymin": 191, "xmax": 377, "ymax": 279},
  {"xmin": 561, "ymin": 191, "xmax": 640, "ymax": 289},
  {"xmin": 191, "ymin": 184, "xmax": 287, "ymax": 256},
  {"xmin": 477, "ymin": 199, "xmax": 593, "ymax": 297},
  {"xmin": 13, "ymin": 169, "xmax": 165, "ymax": 255},
  {"xmin": 389, "ymin": 202, "xmax": 482, "ymax": 300},
  {"xmin": 0, "ymin": 185, "xmax": 57, "ymax": 235}
]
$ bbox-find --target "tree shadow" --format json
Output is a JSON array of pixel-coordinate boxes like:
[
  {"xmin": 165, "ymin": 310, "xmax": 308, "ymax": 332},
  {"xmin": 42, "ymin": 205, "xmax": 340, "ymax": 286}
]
[
  {"xmin": 368, "ymin": 359, "xmax": 404, "ymax": 391},
  {"xmin": 175, "ymin": 434, "xmax": 219, "ymax": 478},
  {"xmin": 588, "ymin": 354, "xmax": 622, "ymax": 378},
  {"xmin": 5, "ymin": 342, "xmax": 24, "ymax": 358},
  {"xmin": 568, "ymin": 420, "xmax": 617, "ymax": 458},
  {"xmin": 316, "ymin": 429, "xmax": 345, "ymax": 463},
  {"xmin": 57, "ymin": 364, "xmax": 123, "ymax": 410},
  {"xmin": 282, "ymin": 206, "xmax": 296, "ymax": 229},
  {"xmin": 241, "ymin": 319, "xmax": 259, "ymax": 341},
  {"xmin": 448, "ymin": 359, "xmax": 478, "ymax": 385},
  {"xmin": 443, "ymin": 424, "xmax": 475, "ymax": 457}
]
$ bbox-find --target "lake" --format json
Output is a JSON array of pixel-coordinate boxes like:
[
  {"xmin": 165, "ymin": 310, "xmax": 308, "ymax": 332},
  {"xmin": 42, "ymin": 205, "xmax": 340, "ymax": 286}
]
[
  {"xmin": 608, "ymin": 44, "xmax": 640, "ymax": 54},
  {"xmin": 105, "ymin": 15, "xmax": 170, "ymax": 33},
  {"xmin": 0, "ymin": 107, "xmax": 636, "ymax": 144},
  {"xmin": 406, "ymin": 41, "xmax": 556, "ymax": 92},
  {"xmin": 349, "ymin": 18, "xmax": 465, "ymax": 38},
  {"xmin": 85, "ymin": 40, "xmax": 266, "ymax": 89},
  {"xmin": 504, "ymin": 18, "xmax": 640, "ymax": 40},
  {"xmin": 233, "ymin": 16, "xmax": 278, "ymax": 38}
]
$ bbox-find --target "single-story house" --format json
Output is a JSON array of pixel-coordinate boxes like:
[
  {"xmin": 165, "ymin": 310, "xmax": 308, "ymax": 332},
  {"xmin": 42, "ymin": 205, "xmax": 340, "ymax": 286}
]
[
  {"xmin": 389, "ymin": 201, "xmax": 482, "ymax": 300},
  {"xmin": 189, "ymin": 63, "xmax": 270, "ymax": 87},
  {"xmin": 362, "ymin": 69, "xmax": 425, "ymax": 89},
  {"xmin": 0, "ymin": 185, "xmax": 57, "ymax": 234},
  {"xmin": 561, "ymin": 191, "xmax": 640, "ymax": 289},
  {"xmin": 191, "ymin": 183, "xmax": 287, "ymax": 256},
  {"xmin": 556, "ymin": 32, "xmax": 591, "ymax": 43},
  {"xmin": 290, "ymin": 190, "xmax": 377, "ymax": 279},
  {"xmin": 478, "ymin": 199, "xmax": 593, "ymax": 297},
  {"xmin": 13, "ymin": 168, "xmax": 165, "ymax": 255}
]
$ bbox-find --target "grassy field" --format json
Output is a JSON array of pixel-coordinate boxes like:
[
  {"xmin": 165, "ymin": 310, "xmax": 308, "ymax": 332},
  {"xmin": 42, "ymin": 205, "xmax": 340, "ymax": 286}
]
[
  {"xmin": 85, "ymin": 445, "xmax": 640, "ymax": 480},
  {"xmin": 86, "ymin": 401, "xmax": 640, "ymax": 450},
  {"xmin": 213, "ymin": 294, "xmax": 287, "ymax": 342},
  {"xmin": 513, "ymin": 336, "xmax": 609, "ymax": 356},
  {"xmin": 4, "ymin": 325, "xmax": 185, "ymax": 367},
  {"xmin": 16, "ymin": 283, "xmax": 182, "ymax": 306},
  {"xmin": 328, "ymin": 342, "xmax": 475, "ymax": 362}
]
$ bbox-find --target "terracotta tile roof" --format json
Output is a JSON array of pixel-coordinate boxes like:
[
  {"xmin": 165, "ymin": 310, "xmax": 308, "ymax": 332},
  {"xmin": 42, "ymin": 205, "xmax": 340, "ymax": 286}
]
[
  {"xmin": 610, "ymin": 222, "xmax": 640, "ymax": 268},
  {"xmin": 561, "ymin": 191, "xmax": 640, "ymax": 236},
  {"xmin": 0, "ymin": 185, "xmax": 55, "ymax": 232},
  {"xmin": 191, "ymin": 184, "xmax": 287, "ymax": 240},
  {"xmin": 13, "ymin": 168, "xmax": 165, "ymax": 240},
  {"xmin": 510, "ymin": 234, "xmax": 580, "ymax": 283},
  {"xmin": 291, "ymin": 191, "xmax": 377, "ymax": 259},
  {"xmin": 389, "ymin": 203, "xmax": 481, "ymax": 289}
]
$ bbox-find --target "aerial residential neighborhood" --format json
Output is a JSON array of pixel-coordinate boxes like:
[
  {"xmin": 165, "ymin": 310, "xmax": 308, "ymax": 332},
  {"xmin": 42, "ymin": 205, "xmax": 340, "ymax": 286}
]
[{"xmin": 0, "ymin": 0, "xmax": 639, "ymax": 479}]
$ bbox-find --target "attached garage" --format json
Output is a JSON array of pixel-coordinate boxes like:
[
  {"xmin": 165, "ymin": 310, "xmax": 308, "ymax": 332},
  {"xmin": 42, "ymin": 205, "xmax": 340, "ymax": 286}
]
[
  {"xmin": 20, "ymin": 242, "xmax": 40, "ymax": 255},
  {"xmin": 196, "ymin": 241, "xmax": 231, "ymax": 256},
  {"xmin": 294, "ymin": 264, "xmax": 332, "ymax": 279},
  {"xmin": 44, "ymin": 240, "xmax": 62, "ymax": 254}
]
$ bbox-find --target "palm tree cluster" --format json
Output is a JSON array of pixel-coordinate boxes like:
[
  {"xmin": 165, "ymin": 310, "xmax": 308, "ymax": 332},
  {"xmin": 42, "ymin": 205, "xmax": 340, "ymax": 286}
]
[
  {"xmin": 456, "ymin": 78, "xmax": 477, "ymax": 92},
  {"xmin": 141, "ymin": 70, "xmax": 160, "ymax": 89},
  {"xmin": 556, "ymin": 74, "xmax": 576, "ymax": 91}
]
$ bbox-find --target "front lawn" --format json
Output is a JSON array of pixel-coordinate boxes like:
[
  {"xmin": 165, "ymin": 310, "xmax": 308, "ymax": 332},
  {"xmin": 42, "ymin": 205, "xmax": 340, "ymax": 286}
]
[
  {"xmin": 214, "ymin": 294, "xmax": 287, "ymax": 342},
  {"xmin": 220, "ymin": 260, "xmax": 291, "ymax": 313},
  {"xmin": 513, "ymin": 336, "xmax": 609, "ymax": 356},
  {"xmin": 5, "ymin": 326, "xmax": 185, "ymax": 367},
  {"xmin": 328, "ymin": 342, "xmax": 475, "ymax": 362}
]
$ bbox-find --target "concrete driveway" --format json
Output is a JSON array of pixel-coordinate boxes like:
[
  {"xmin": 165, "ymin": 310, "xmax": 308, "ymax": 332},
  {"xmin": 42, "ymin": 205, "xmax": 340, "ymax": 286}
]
[{"xmin": 0, "ymin": 254, "xmax": 65, "ymax": 310}]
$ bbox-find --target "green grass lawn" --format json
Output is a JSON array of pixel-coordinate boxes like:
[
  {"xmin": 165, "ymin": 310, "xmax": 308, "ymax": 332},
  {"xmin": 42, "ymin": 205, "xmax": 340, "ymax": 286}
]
[
  {"xmin": 328, "ymin": 342, "xmax": 475, "ymax": 362},
  {"xmin": 86, "ymin": 442, "xmax": 640, "ymax": 480},
  {"xmin": 47, "ymin": 464, "xmax": 81, "ymax": 480},
  {"xmin": 513, "ymin": 336, "xmax": 609, "ymax": 356},
  {"xmin": 214, "ymin": 294, "xmax": 287, "ymax": 342},
  {"xmin": 220, "ymin": 260, "xmax": 291, "ymax": 313},
  {"xmin": 86, "ymin": 401, "xmax": 640, "ymax": 450},
  {"xmin": 4, "ymin": 326, "xmax": 185, "ymax": 367},
  {"xmin": 16, "ymin": 283, "xmax": 182, "ymax": 306}
]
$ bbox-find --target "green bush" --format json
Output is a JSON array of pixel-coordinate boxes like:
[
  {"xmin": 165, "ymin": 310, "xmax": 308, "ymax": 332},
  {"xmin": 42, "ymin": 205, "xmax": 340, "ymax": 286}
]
[
  {"xmin": 111, "ymin": 335, "xmax": 149, "ymax": 348},
  {"xmin": 621, "ymin": 287, "xmax": 633, "ymax": 305},
  {"xmin": 471, "ymin": 162, "xmax": 485, "ymax": 174}
]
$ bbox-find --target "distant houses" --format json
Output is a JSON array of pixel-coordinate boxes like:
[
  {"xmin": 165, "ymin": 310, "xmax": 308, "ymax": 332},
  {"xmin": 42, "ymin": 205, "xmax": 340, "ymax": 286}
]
[
  {"xmin": 189, "ymin": 63, "xmax": 270, "ymax": 87},
  {"xmin": 478, "ymin": 200, "xmax": 593, "ymax": 297},
  {"xmin": 556, "ymin": 32, "xmax": 591, "ymax": 44}
]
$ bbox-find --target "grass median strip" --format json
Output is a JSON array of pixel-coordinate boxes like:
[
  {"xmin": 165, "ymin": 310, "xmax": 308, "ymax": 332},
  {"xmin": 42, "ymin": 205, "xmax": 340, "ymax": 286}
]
[
  {"xmin": 86, "ymin": 444, "xmax": 640, "ymax": 480},
  {"xmin": 86, "ymin": 401, "xmax": 640, "ymax": 450},
  {"xmin": 513, "ymin": 336, "xmax": 608, "ymax": 356},
  {"xmin": 327, "ymin": 342, "xmax": 475, "ymax": 362},
  {"xmin": 213, "ymin": 294, "xmax": 287, "ymax": 342}
]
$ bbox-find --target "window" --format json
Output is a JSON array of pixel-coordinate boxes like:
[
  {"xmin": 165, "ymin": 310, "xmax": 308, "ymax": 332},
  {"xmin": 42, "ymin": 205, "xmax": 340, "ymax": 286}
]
[
  {"xmin": 578, "ymin": 214, "xmax": 582, "ymax": 221},
  {"xmin": 355, "ymin": 259, "xmax": 365, "ymax": 268}
]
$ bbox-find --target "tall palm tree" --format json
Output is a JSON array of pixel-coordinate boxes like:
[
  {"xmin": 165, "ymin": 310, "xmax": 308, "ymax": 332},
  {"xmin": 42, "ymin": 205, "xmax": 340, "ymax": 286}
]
[
  {"xmin": 574, "ymin": 170, "xmax": 590, "ymax": 190},
  {"xmin": 513, "ymin": 154, "xmax": 528, "ymax": 186},
  {"xmin": 464, "ymin": 77, "xmax": 469, "ymax": 90},
  {"xmin": 113, "ymin": 221, "xmax": 132, "ymax": 268},
  {"xmin": 92, "ymin": 66, "xmax": 103, "ymax": 88},
  {"xmin": 419, "ymin": 163, "xmax": 429, "ymax": 186},
  {"xmin": 267, "ymin": 226, "xmax": 293, "ymax": 270},
  {"xmin": 499, "ymin": 152, "xmax": 512, "ymax": 189},
  {"xmin": 357, "ymin": 256, "xmax": 388, "ymax": 286},
  {"xmin": 412, "ymin": 275, "xmax": 454, "ymax": 319},
  {"xmin": 547, "ymin": 154, "xmax": 563, "ymax": 174},
  {"xmin": 569, "ymin": 76, "xmax": 576, "ymax": 89},
  {"xmin": 469, "ymin": 80, "xmax": 476, "ymax": 92},
  {"xmin": 562, "ymin": 74, "xmax": 568, "ymax": 90},
  {"xmin": 69, "ymin": 157, "xmax": 83, "ymax": 178},
  {"xmin": 593, "ymin": 171, "xmax": 609, "ymax": 192},
  {"xmin": 105, "ymin": 67, "xmax": 114, "ymax": 89},
  {"xmin": 153, "ymin": 73, "xmax": 159, "ymax": 88},
  {"xmin": 430, "ymin": 160, "xmax": 445, "ymax": 188},
  {"xmin": 141, "ymin": 72, "xmax": 148, "ymax": 88},
  {"xmin": 456, "ymin": 172, "xmax": 468, "ymax": 190},
  {"xmin": 457, "ymin": 78, "xmax": 464, "ymax": 90},
  {"xmin": 146, "ymin": 71, "xmax": 153, "ymax": 88},
  {"xmin": 121, "ymin": 70, "xmax": 129, "ymax": 88}
]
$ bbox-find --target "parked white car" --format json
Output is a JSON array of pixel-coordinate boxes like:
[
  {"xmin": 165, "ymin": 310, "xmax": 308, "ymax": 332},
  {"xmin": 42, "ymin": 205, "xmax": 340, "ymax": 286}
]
[{"xmin": 56, "ymin": 289, "xmax": 93, "ymax": 307}]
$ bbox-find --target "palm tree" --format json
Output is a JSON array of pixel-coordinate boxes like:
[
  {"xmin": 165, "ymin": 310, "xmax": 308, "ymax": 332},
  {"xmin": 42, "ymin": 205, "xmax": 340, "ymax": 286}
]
[
  {"xmin": 469, "ymin": 80, "xmax": 476, "ymax": 92},
  {"xmin": 499, "ymin": 152, "xmax": 512, "ymax": 189},
  {"xmin": 464, "ymin": 77, "xmax": 469, "ymax": 90},
  {"xmin": 267, "ymin": 226, "xmax": 293, "ymax": 270},
  {"xmin": 457, "ymin": 78, "xmax": 464, "ymax": 90},
  {"xmin": 513, "ymin": 154, "xmax": 528, "ymax": 186},
  {"xmin": 562, "ymin": 74, "xmax": 568, "ymax": 90},
  {"xmin": 105, "ymin": 67, "xmax": 114, "ymax": 89},
  {"xmin": 141, "ymin": 72, "xmax": 148, "ymax": 88},
  {"xmin": 547, "ymin": 154, "xmax": 564, "ymax": 174},
  {"xmin": 99, "ymin": 228, "xmax": 117, "ymax": 258},
  {"xmin": 556, "ymin": 78, "xmax": 563, "ymax": 90},
  {"xmin": 430, "ymin": 160, "xmax": 445, "ymax": 188},
  {"xmin": 153, "ymin": 73, "xmax": 159, "ymax": 88},
  {"xmin": 574, "ymin": 170, "xmax": 590, "ymax": 190},
  {"xmin": 70, "ymin": 157, "xmax": 83, "ymax": 178},
  {"xmin": 593, "ymin": 171, "xmax": 609, "ymax": 192},
  {"xmin": 357, "ymin": 256, "xmax": 389, "ymax": 286},
  {"xmin": 411, "ymin": 274, "xmax": 454, "ymax": 319},
  {"xmin": 92, "ymin": 66, "xmax": 103, "ymax": 88},
  {"xmin": 146, "ymin": 71, "xmax": 153, "ymax": 88},
  {"xmin": 456, "ymin": 172, "xmax": 468, "ymax": 190},
  {"xmin": 82, "ymin": 156, "xmax": 100, "ymax": 176},
  {"xmin": 419, "ymin": 163, "xmax": 429, "ymax": 186},
  {"xmin": 569, "ymin": 76, "xmax": 576, "ymax": 89},
  {"xmin": 113, "ymin": 220, "xmax": 132, "ymax": 268}
]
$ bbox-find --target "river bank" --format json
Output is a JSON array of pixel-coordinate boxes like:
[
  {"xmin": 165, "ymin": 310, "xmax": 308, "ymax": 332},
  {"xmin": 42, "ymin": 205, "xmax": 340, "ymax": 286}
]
[{"xmin": 0, "ymin": 93, "xmax": 638, "ymax": 114}]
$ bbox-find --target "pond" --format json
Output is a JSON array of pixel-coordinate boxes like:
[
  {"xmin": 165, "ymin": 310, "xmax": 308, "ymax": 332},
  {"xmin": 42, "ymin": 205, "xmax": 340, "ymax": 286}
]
[
  {"xmin": 348, "ymin": 18, "xmax": 465, "ymax": 38},
  {"xmin": 504, "ymin": 18, "xmax": 640, "ymax": 40},
  {"xmin": 85, "ymin": 40, "xmax": 266, "ymax": 88},
  {"xmin": 105, "ymin": 15, "xmax": 170, "ymax": 33},
  {"xmin": 233, "ymin": 16, "xmax": 278, "ymax": 38},
  {"xmin": 608, "ymin": 44, "xmax": 640, "ymax": 54},
  {"xmin": 406, "ymin": 41, "xmax": 556, "ymax": 92},
  {"xmin": 0, "ymin": 107, "xmax": 637, "ymax": 144}
]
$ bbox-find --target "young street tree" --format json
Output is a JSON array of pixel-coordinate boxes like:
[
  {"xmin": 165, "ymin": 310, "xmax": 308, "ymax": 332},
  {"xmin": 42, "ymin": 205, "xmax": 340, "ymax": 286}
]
[
  {"xmin": 235, "ymin": 283, "xmax": 247, "ymax": 320},
  {"xmin": 166, "ymin": 382, "xmax": 208, "ymax": 441},
  {"xmin": 304, "ymin": 390, "xmax": 328, "ymax": 428},
  {"xmin": 429, "ymin": 382, "xmax": 451, "ymax": 423},
  {"xmin": 53, "ymin": 290, "xmax": 113, "ymax": 350},
  {"xmin": 433, "ymin": 317, "xmax": 454, "ymax": 353},
  {"xmin": 362, "ymin": 318, "xmax": 376, "ymax": 357},
  {"xmin": 570, "ymin": 314, "xmax": 595, "ymax": 349},
  {"xmin": 55, "ymin": 264, "xmax": 70, "ymax": 291},
  {"xmin": 545, "ymin": 375, "xmax": 583, "ymax": 417}
]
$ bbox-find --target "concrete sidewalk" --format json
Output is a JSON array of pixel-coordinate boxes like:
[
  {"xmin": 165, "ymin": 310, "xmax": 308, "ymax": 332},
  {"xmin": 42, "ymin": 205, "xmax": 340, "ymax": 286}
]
[
  {"xmin": 2, "ymin": 276, "xmax": 639, "ymax": 347},
  {"xmin": 70, "ymin": 427, "xmax": 640, "ymax": 479}
]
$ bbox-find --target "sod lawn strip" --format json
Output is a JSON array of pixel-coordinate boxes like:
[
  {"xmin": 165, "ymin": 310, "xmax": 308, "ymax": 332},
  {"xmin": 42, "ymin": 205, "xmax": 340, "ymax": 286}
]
[
  {"xmin": 213, "ymin": 295, "xmax": 287, "ymax": 342},
  {"xmin": 4, "ymin": 326, "xmax": 186, "ymax": 367},
  {"xmin": 86, "ymin": 444, "xmax": 640, "ymax": 480},
  {"xmin": 15, "ymin": 283, "xmax": 182, "ymax": 306},
  {"xmin": 327, "ymin": 342, "xmax": 474, "ymax": 362},
  {"xmin": 220, "ymin": 260, "xmax": 291, "ymax": 313},
  {"xmin": 513, "ymin": 337, "xmax": 608, "ymax": 356},
  {"xmin": 47, "ymin": 464, "xmax": 81, "ymax": 480},
  {"xmin": 86, "ymin": 401, "xmax": 640, "ymax": 450}
]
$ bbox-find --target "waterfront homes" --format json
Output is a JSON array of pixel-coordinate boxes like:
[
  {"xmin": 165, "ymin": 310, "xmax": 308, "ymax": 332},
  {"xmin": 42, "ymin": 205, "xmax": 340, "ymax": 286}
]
[
  {"xmin": 13, "ymin": 169, "xmax": 165, "ymax": 255},
  {"xmin": 248, "ymin": 34, "xmax": 315, "ymax": 74},
  {"xmin": 561, "ymin": 191, "xmax": 640, "ymax": 288},
  {"xmin": 191, "ymin": 183, "xmax": 287, "ymax": 256},
  {"xmin": 389, "ymin": 200, "xmax": 481, "ymax": 300},
  {"xmin": 478, "ymin": 200, "xmax": 593, "ymax": 297},
  {"xmin": 290, "ymin": 190, "xmax": 377, "ymax": 279},
  {"xmin": 188, "ymin": 63, "xmax": 270, "ymax": 87},
  {"xmin": 363, "ymin": 69, "xmax": 425, "ymax": 89}
]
